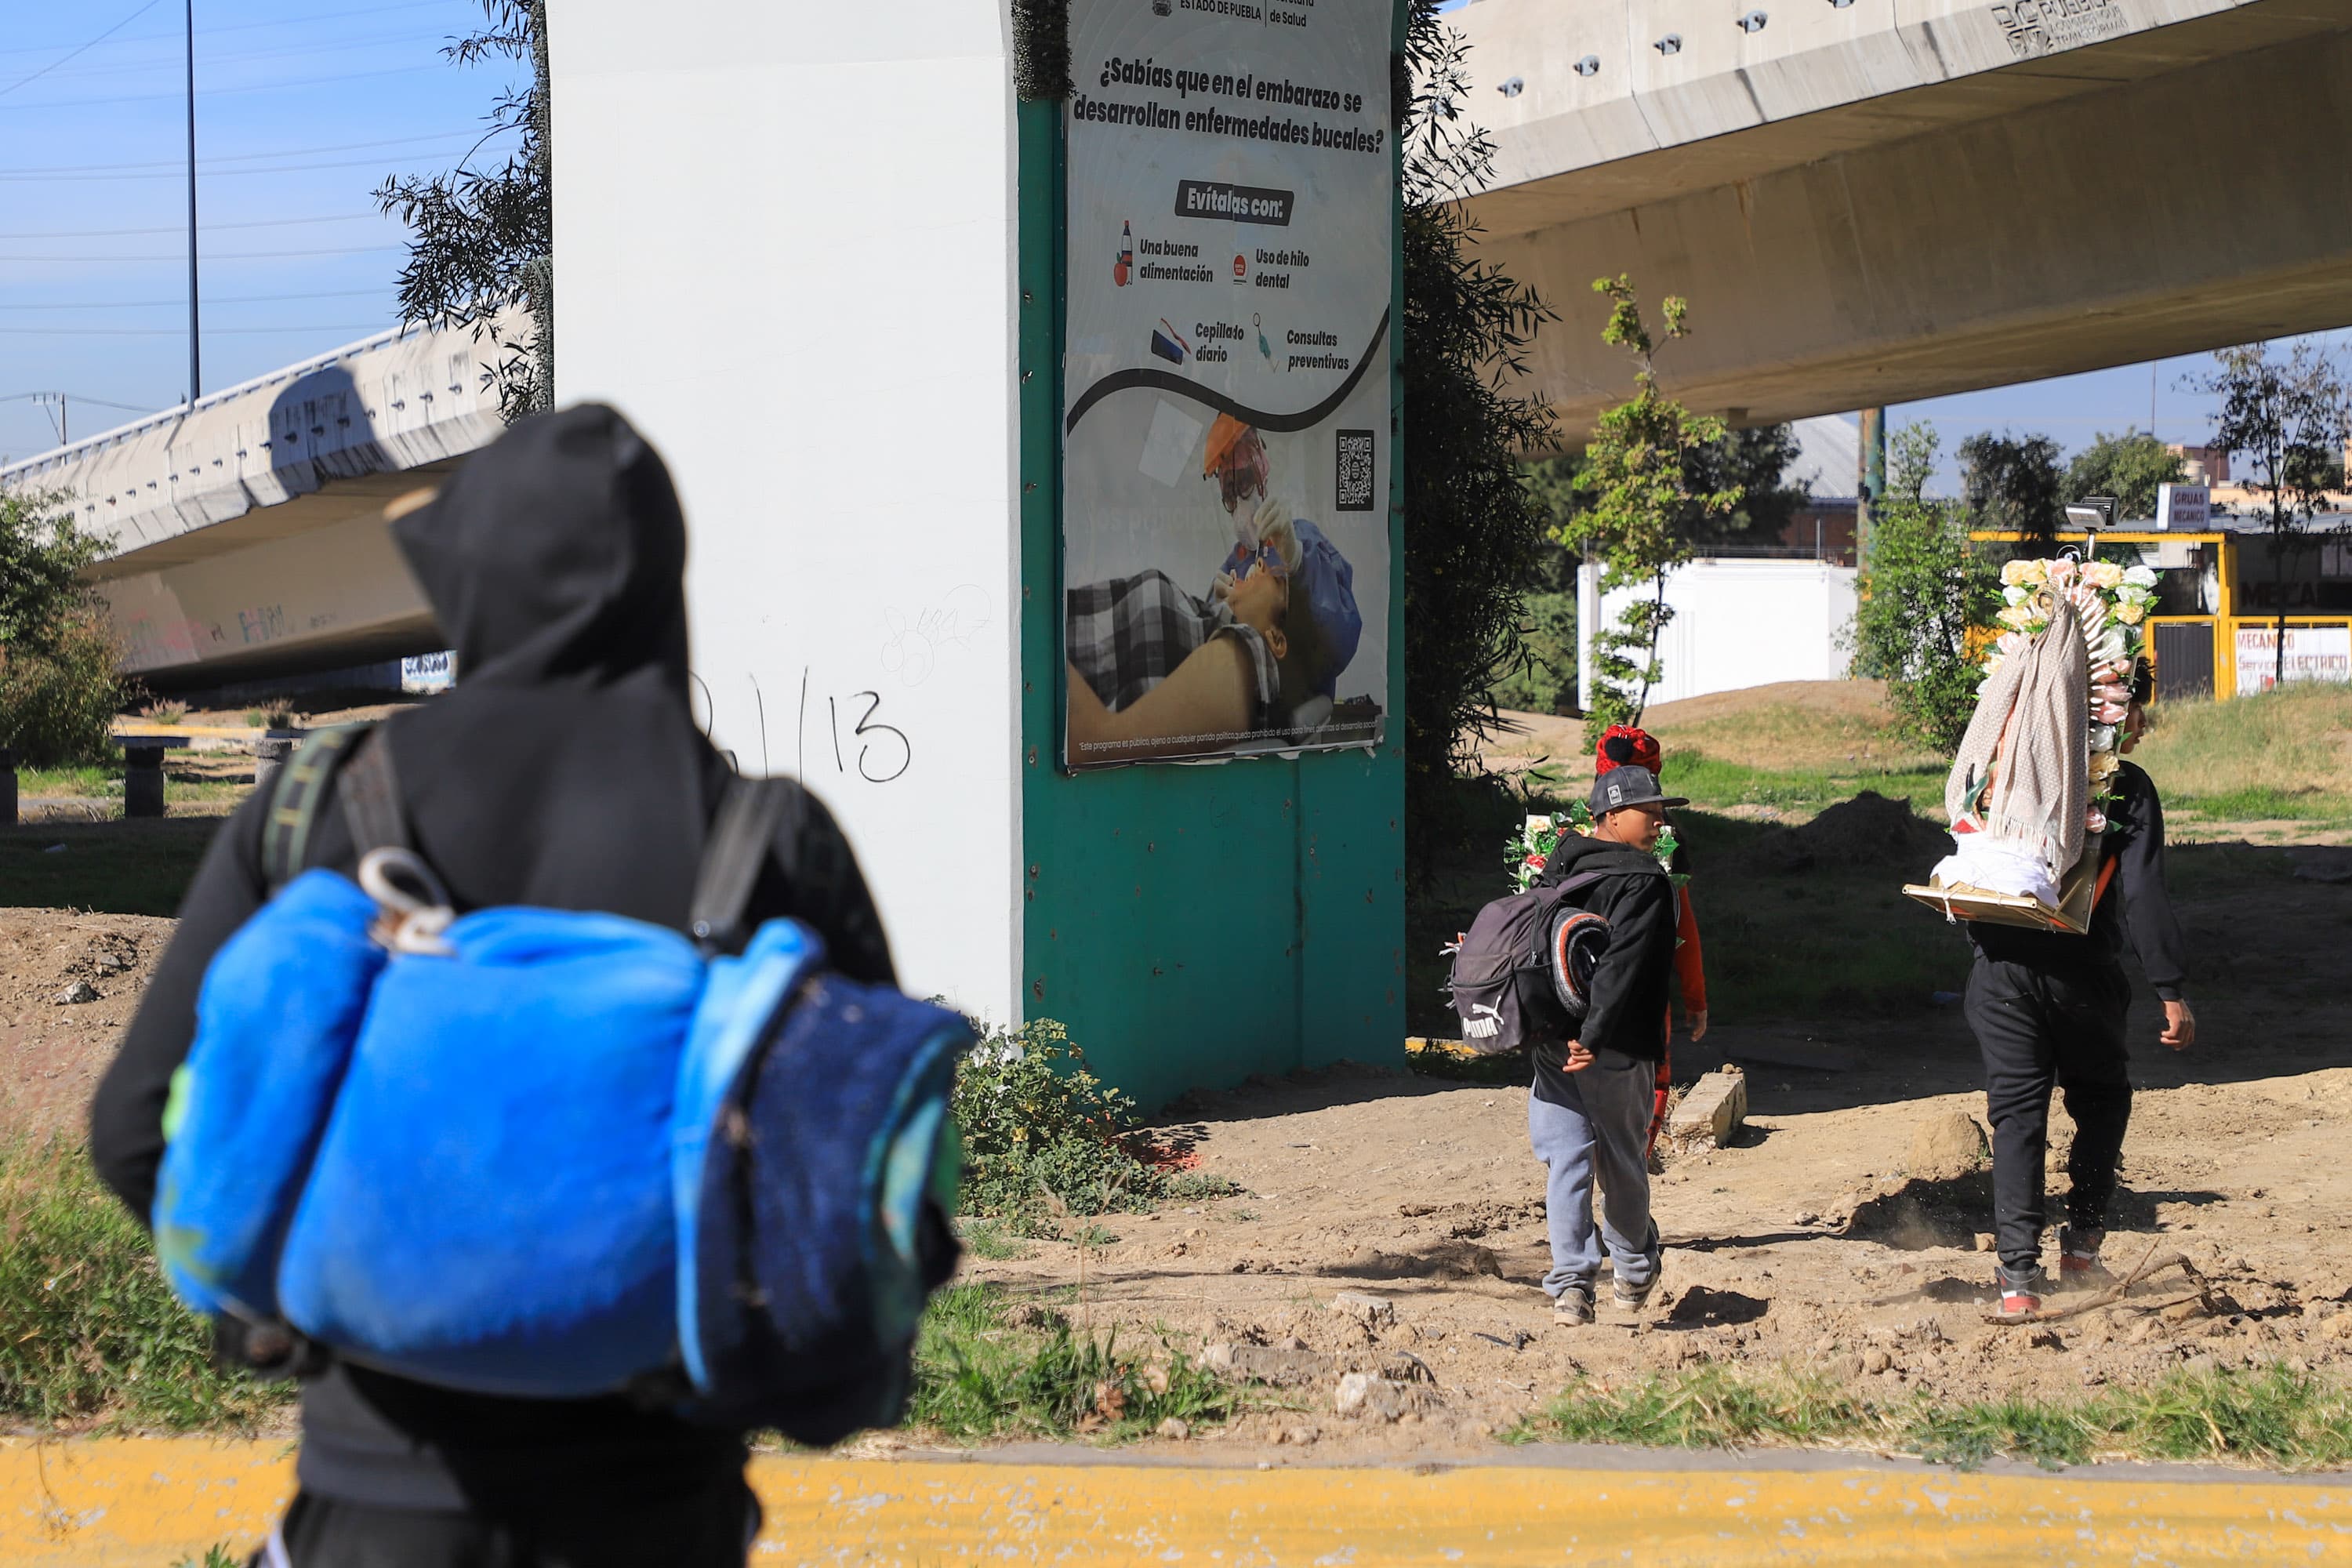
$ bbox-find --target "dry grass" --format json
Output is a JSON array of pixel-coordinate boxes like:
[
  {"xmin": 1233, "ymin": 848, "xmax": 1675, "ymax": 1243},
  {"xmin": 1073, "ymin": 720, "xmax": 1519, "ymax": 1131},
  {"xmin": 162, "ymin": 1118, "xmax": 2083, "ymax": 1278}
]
[
  {"xmin": 2134, "ymin": 684, "xmax": 2352, "ymax": 824},
  {"xmin": 1485, "ymin": 681, "xmax": 1940, "ymax": 778}
]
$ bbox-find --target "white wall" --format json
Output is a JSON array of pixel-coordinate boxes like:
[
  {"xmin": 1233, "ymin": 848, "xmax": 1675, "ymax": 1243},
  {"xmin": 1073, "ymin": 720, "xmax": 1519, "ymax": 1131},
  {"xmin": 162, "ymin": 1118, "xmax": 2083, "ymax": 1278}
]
[
  {"xmin": 1596, "ymin": 558, "xmax": 1857, "ymax": 707},
  {"xmin": 550, "ymin": 5, "xmax": 1023, "ymax": 1023}
]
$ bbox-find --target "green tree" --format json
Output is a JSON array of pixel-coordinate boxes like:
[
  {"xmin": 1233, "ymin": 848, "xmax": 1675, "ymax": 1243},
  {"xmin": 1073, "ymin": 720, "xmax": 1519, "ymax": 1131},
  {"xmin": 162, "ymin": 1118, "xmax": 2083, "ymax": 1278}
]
[
  {"xmin": 2064, "ymin": 428, "xmax": 2183, "ymax": 521},
  {"xmin": 1686, "ymin": 424, "xmax": 1810, "ymax": 548},
  {"xmin": 1847, "ymin": 425, "xmax": 2001, "ymax": 752},
  {"xmin": 1399, "ymin": 0, "xmax": 1558, "ymax": 865},
  {"xmin": 1958, "ymin": 430, "xmax": 2063, "ymax": 544},
  {"xmin": 1506, "ymin": 425, "xmax": 1800, "ymax": 718},
  {"xmin": 1567, "ymin": 278, "xmax": 1738, "ymax": 743},
  {"xmin": 0, "ymin": 490, "xmax": 127, "ymax": 766},
  {"xmin": 376, "ymin": 1, "xmax": 550, "ymax": 422},
  {"xmin": 2188, "ymin": 340, "xmax": 2352, "ymax": 688}
]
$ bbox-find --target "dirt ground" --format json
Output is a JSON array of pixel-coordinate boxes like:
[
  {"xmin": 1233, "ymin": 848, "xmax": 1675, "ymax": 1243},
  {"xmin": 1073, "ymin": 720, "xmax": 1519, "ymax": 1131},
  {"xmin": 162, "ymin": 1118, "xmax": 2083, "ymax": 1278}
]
[
  {"xmin": 923, "ymin": 826, "xmax": 2352, "ymax": 1461},
  {"xmin": 5, "ymin": 677, "xmax": 2348, "ymax": 1463},
  {"xmin": 0, "ymin": 910, "xmax": 175, "ymax": 1143},
  {"xmin": 5, "ymin": 853, "xmax": 2349, "ymax": 1461}
]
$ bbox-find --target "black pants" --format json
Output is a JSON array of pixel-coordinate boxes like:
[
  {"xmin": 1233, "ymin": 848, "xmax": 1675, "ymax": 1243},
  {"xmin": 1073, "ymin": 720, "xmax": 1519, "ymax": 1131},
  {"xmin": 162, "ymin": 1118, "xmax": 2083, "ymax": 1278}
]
[
  {"xmin": 1964, "ymin": 956, "xmax": 2134, "ymax": 1276},
  {"xmin": 249, "ymin": 1480, "xmax": 761, "ymax": 1568}
]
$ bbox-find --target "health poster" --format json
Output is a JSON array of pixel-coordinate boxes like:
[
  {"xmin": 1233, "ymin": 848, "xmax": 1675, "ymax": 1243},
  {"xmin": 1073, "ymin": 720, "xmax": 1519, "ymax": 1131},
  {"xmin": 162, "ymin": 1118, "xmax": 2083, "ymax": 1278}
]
[{"xmin": 1061, "ymin": 0, "xmax": 1394, "ymax": 768}]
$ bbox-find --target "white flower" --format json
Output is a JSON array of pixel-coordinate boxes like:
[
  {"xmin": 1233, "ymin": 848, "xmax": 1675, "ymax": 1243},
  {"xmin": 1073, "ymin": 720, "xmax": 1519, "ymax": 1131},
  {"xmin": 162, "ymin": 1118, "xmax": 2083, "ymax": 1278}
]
[
  {"xmin": 2004, "ymin": 585, "xmax": 2031, "ymax": 606},
  {"xmin": 2089, "ymin": 723, "xmax": 2118, "ymax": 752},
  {"xmin": 2123, "ymin": 564, "xmax": 2158, "ymax": 588}
]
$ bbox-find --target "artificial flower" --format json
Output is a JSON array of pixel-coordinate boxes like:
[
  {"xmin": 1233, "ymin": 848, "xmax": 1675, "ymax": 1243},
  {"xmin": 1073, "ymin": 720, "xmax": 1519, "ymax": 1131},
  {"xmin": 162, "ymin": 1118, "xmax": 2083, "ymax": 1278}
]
[
  {"xmin": 2004, "ymin": 585, "xmax": 2031, "ymax": 606},
  {"xmin": 2085, "ymin": 808, "xmax": 2109, "ymax": 834},
  {"xmin": 2114, "ymin": 599, "xmax": 2147, "ymax": 626},
  {"xmin": 2122, "ymin": 564, "xmax": 2158, "ymax": 588},
  {"xmin": 2082, "ymin": 561, "xmax": 2125, "ymax": 590}
]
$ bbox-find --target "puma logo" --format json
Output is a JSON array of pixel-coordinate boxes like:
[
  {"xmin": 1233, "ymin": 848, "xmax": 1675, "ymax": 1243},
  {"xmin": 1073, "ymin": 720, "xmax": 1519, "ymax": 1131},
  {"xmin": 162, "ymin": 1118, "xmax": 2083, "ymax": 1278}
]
[{"xmin": 1463, "ymin": 1002, "xmax": 1504, "ymax": 1040}]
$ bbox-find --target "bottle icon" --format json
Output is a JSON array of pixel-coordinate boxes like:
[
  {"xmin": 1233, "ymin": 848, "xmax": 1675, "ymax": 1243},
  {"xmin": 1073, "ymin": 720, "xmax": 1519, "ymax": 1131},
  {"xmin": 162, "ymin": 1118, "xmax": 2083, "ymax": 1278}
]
[{"xmin": 1114, "ymin": 220, "xmax": 1133, "ymax": 288}]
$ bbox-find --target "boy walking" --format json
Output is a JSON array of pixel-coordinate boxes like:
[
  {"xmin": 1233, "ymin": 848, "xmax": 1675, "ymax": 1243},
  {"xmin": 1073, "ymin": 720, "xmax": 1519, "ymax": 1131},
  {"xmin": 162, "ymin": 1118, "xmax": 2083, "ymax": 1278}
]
[{"xmin": 1530, "ymin": 768, "xmax": 1686, "ymax": 1325}]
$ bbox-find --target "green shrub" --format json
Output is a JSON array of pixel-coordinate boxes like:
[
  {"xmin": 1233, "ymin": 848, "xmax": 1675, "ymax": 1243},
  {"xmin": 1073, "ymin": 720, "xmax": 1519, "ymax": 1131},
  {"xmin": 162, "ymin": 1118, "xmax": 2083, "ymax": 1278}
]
[
  {"xmin": 0, "ymin": 1138, "xmax": 287, "ymax": 1429},
  {"xmin": 1486, "ymin": 591, "xmax": 1580, "ymax": 716},
  {"xmin": 909, "ymin": 1282, "xmax": 1231, "ymax": 1441},
  {"xmin": 0, "ymin": 612, "xmax": 130, "ymax": 768},
  {"xmin": 951, "ymin": 1019, "xmax": 1232, "ymax": 1231}
]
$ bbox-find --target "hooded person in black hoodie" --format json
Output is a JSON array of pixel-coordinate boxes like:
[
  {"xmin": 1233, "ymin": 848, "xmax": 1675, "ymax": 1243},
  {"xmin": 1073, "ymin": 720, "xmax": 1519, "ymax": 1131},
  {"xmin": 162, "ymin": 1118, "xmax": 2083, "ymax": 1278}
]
[
  {"xmin": 1526, "ymin": 767, "xmax": 1686, "ymax": 1327},
  {"xmin": 89, "ymin": 406, "xmax": 895, "ymax": 1566}
]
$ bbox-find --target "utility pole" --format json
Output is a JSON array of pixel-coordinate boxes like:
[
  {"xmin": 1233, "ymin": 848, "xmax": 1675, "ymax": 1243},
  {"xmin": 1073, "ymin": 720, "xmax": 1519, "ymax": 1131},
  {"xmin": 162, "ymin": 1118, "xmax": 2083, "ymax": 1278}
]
[
  {"xmin": 1857, "ymin": 407, "xmax": 1886, "ymax": 567},
  {"xmin": 184, "ymin": 0, "xmax": 201, "ymax": 406}
]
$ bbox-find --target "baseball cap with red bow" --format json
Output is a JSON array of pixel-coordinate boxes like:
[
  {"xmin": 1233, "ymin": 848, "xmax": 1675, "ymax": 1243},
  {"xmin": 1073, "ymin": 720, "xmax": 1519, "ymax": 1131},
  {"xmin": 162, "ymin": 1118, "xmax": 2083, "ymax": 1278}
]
[{"xmin": 1595, "ymin": 724, "xmax": 1662, "ymax": 777}]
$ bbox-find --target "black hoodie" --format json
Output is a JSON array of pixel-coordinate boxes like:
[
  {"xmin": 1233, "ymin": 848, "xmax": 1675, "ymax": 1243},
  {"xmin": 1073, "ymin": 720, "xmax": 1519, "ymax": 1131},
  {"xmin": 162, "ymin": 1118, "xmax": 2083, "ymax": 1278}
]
[
  {"xmin": 1530, "ymin": 833, "xmax": 1675, "ymax": 1094},
  {"xmin": 89, "ymin": 406, "xmax": 895, "ymax": 1515}
]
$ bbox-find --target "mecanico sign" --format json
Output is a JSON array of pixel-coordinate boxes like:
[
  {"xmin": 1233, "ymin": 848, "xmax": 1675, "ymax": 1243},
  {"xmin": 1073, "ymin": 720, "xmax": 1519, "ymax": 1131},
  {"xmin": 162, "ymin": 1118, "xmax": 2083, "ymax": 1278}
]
[{"xmin": 1060, "ymin": 0, "xmax": 1395, "ymax": 768}]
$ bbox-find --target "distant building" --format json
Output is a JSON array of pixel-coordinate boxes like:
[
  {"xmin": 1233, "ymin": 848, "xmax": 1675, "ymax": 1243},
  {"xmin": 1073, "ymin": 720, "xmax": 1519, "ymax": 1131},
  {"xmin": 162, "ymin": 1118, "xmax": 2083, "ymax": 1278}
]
[
  {"xmin": 2169, "ymin": 442, "xmax": 2232, "ymax": 485},
  {"xmin": 1578, "ymin": 415, "xmax": 1861, "ymax": 706}
]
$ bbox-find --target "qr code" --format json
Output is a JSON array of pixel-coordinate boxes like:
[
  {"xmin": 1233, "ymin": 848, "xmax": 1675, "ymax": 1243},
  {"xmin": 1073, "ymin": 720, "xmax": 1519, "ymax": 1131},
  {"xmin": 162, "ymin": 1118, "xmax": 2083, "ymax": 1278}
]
[{"xmin": 1335, "ymin": 429, "xmax": 1374, "ymax": 511}]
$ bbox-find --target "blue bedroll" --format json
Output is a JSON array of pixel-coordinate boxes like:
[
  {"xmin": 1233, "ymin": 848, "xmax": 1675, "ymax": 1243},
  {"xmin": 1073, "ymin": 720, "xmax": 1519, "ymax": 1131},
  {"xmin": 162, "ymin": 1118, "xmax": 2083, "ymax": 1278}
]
[
  {"xmin": 677, "ymin": 956, "xmax": 968, "ymax": 1439},
  {"xmin": 276, "ymin": 905, "xmax": 710, "ymax": 1396},
  {"xmin": 151, "ymin": 730, "xmax": 972, "ymax": 1416},
  {"xmin": 153, "ymin": 871, "xmax": 386, "ymax": 1320}
]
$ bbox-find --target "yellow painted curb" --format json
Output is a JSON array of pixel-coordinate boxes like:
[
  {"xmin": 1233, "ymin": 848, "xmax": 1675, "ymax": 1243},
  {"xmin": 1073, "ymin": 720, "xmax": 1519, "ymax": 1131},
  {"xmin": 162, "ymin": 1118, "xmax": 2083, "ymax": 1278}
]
[{"xmin": 4, "ymin": 1439, "xmax": 2349, "ymax": 1566}]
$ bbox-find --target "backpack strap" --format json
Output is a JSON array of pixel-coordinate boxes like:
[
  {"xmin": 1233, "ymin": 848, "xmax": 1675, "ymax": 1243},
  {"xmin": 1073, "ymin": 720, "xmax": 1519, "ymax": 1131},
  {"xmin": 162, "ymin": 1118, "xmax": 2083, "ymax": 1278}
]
[
  {"xmin": 688, "ymin": 775, "xmax": 805, "ymax": 953},
  {"xmin": 335, "ymin": 728, "xmax": 412, "ymax": 856},
  {"xmin": 261, "ymin": 724, "xmax": 373, "ymax": 893}
]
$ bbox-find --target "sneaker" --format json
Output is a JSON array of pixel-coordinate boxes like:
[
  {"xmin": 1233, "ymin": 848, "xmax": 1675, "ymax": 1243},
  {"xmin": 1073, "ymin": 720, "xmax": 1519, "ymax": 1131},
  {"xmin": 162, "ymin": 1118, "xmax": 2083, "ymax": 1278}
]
[
  {"xmin": 1994, "ymin": 1265, "xmax": 2048, "ymax": 1320},
  {"xmin": 1613, "ymin": 1260, "xmax": 1664, "ymax": 1313},
  {"xmin": 1552, "ymin": 1286, "xmax": 1596, "ymax": 1327},
  {"xmin": 2057, "ymin": 1227, "xmax": 2113, "ymax": 1290}
]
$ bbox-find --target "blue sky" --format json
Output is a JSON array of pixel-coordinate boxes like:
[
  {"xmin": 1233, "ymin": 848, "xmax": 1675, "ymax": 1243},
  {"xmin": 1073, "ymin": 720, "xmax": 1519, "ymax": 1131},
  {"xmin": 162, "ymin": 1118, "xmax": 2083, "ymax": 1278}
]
[
  {"xmin": 0, "ymin": 0, "xmax": 523, "ymax": 462},
  {"xmin": 2, "ymin": 2, "xmax": 2343, "ymax": 482}
]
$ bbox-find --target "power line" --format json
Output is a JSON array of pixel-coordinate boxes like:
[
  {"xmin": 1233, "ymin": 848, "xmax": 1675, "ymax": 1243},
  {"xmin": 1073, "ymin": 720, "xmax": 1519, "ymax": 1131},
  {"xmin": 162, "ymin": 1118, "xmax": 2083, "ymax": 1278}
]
[
  {"xmin": 0, "ymin": 288, "xmax": 388, "ymax": 310},
  {"xmin": 0, "ymin": 212, "xmax": 378, "ymax": 240},
  {"xmin": 34, "ymin": 29, "xmax": 465, "ymax": 85},
  {"xmin": 0, "ymin": 60, "xmax": 476, "ymax": 113},
  {"xmin": 0, "ymin": 1, "xmax": 453, "ymax": 60},
  {"xmin": 0, "ymin": 129, "xmax": 495, "ymax": 176},
  {"xmin": 0, "ymin": 390, "xmax": 158, "ymax": 412},
  {"xmin": 0, "ymin": 151, "xmax": 514, "ymax": 183},
  {"xmin": 0, "ymin": 0, "xmax": 166, "ymax": 100},
  {"xmin": 0, "ymin": 323, "xmax": 393, "ymax": 336},
  {"xmin": 0, "ymin": 243, "xmax": 405, "ymax": 262}
]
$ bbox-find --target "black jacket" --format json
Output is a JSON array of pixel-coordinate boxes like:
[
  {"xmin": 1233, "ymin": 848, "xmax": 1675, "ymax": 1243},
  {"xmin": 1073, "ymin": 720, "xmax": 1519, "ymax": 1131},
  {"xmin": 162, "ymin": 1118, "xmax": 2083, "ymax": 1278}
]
[
  {"xmin": 89, "ymin": 406, "xmax": 895, "ymax": 1514},
  {"xmin": 1530, "ymin": 833, "xmax": 1676, "ymax": 1094},
  {"xmin": 1969, "ymin": 760, "xmax": 2187, "ymax": 1000}
]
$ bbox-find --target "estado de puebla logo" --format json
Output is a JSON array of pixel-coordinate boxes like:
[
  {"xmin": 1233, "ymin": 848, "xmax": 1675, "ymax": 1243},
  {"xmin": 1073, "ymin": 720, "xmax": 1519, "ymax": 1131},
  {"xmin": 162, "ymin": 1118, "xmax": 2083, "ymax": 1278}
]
[{"xmin": 1464, "ymin": 1003, "xmax": 1504, "ymax": 1040}]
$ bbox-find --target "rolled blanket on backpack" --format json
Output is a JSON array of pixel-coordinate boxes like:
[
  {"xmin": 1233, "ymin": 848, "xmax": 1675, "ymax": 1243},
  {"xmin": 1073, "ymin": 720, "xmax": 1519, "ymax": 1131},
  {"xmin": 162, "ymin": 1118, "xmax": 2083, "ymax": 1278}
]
[{"xmin": 1933, "ymin": 594, "xmax": 2087, "ymax": 909}]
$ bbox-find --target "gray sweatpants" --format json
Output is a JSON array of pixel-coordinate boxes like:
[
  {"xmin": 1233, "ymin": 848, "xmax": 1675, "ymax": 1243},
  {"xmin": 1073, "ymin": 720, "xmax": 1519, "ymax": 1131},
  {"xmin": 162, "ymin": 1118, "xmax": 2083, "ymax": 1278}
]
[{"xmin": 1528, "ymin": 1051, "xmax": 1660, "ymax": 1298}]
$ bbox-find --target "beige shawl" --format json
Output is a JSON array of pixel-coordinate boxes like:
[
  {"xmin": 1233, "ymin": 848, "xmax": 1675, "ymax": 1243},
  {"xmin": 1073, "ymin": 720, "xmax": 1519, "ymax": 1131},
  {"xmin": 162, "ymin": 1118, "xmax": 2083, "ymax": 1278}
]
[{"xmin": 1946, "ymin": 594, "xmax": 2087, "ymax": 884}]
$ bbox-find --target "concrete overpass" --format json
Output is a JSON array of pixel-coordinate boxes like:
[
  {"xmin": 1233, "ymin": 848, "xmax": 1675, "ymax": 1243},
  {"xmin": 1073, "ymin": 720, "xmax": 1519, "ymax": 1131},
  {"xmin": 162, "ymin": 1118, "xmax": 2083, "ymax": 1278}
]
[
  {"xmin": 0, "ymin": 316, "xmax": 513, "ymax": 688},
  {"xmin": 1451, "ymin": 0, "xmax": 2352, "ymax": 436}
]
